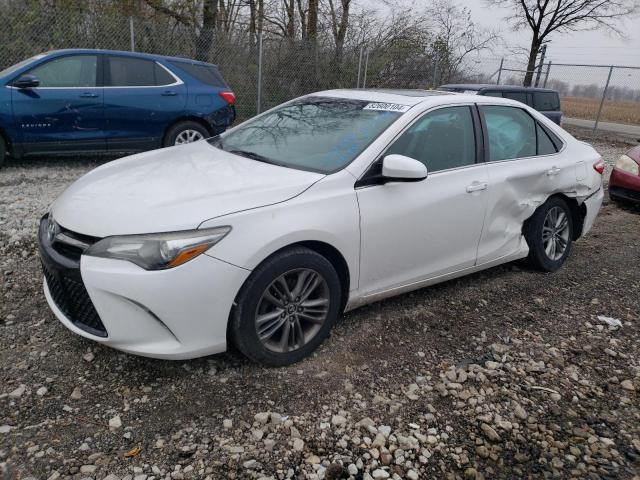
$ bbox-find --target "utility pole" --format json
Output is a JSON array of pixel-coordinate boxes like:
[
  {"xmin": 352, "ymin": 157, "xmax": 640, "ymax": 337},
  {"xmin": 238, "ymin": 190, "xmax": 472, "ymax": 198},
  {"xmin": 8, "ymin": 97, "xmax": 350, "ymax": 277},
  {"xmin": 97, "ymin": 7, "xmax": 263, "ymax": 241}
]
[
  {"xmin": 534, "ymin": 44, "xmax": 547, "ymax": 87},
  {"xmin": 496, "ymin": 58, "xmax": 504, "ymax": 85}
]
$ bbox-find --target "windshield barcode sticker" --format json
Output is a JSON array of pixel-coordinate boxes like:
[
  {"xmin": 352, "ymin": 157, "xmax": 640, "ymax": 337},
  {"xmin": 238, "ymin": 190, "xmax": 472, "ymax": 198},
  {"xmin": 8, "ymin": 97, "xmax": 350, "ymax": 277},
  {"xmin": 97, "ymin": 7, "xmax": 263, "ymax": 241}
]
[{"xmin": 363, "ymin": 103, "xmax": 411, "ymax": 113}]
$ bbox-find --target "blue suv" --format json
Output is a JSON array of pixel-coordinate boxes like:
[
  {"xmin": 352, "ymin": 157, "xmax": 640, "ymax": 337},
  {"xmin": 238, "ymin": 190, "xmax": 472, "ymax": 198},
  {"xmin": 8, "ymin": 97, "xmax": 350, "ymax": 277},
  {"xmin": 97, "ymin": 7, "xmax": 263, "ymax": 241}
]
[{"xmin": 0, "ymin": 49, "xmax": 236, "ymax": 167}]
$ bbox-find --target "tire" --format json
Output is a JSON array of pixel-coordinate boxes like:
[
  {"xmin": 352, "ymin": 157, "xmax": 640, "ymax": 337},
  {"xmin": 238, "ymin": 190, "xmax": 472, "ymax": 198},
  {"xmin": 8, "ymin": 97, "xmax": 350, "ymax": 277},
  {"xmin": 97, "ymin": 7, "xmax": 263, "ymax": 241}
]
[
  {"xmin": 229, "ymin": 247, "xmax": 343, "ymax": 366},
  {"xmin": 524, "ymin": 196, "xmax": 574, "ymax": 272},
  {"xmin": 163, "ymin": 121, "xmax": 210, "ymax": 147},
  {"xmin": 0, "ymin": 136, "xmax": 6, "ymax": 169}
]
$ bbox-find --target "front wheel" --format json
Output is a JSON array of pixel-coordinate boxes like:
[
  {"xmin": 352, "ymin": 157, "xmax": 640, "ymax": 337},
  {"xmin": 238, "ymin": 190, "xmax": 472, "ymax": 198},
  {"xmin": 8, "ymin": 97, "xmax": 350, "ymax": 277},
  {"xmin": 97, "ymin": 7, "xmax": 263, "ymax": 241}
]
[
  {"xmin": 163, "ymin": 121, "xmax": 209, "ymax": 147},
  {"xmin": 525, "ymin": 197, "xmax": 574, "ymax": 272},
  {"xmin": 229, "ymin": 247, "xmax": 343, "ymax": 366}
]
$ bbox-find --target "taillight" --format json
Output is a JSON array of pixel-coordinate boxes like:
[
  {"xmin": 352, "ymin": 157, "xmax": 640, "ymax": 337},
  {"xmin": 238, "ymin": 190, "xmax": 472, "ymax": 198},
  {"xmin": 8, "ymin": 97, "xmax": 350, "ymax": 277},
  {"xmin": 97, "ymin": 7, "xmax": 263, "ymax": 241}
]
[
  {"xmin": 593, "ymin": 158, "xmax": 605, "ymax": 175},
  {"xmin": 219, "ymin": 91, "xmax": 235, "ymax": 106}
]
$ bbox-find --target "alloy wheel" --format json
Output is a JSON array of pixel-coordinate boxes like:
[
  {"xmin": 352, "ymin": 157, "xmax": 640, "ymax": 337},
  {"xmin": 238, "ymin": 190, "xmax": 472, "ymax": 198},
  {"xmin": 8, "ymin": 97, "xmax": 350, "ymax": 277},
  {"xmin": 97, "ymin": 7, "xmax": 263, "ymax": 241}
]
[
  {"xmin": 255, "ymin": 268, "xmax": 330, "ymax": 353},
  {"xmin": 542, "ymin": 206, "xmax": 570, "ymax": 261},
  {"xmin": 174, "ymin": 129, "xmax": 204, "ymax": 145}
]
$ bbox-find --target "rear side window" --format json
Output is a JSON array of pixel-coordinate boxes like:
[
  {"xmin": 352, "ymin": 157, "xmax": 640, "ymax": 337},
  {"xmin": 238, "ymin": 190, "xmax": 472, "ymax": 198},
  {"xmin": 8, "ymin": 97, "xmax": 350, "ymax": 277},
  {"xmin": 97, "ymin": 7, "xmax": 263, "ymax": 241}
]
[
  {"xmin": 386, "ymin": 106, "xmax": 476, "ymax": 172},
  {"xmin": 481, "ymin": 91, "xmax": 503, "ymax": 97},
  {"xmin": 481, "ymin": 105, "xmax": 536, "ymax": 161},
  {"xmin": 169, "ymin": 61, "xmax": 227, "ymax": 87},
  {"xmin": 533, "ymin": 92, "xmax": 560, "ymax": 111},
  {"xmin": 503, "ymin": 92, "xmax": 527, "ymax": 104},
  {"xmin": 107, "ymin": 56, "xmax": 175, "ymax": 87},
  {"xmin": 27, "ymin": 55, "xmax": 97, "ymax": 87},
  {"xmin": 536, "ymin": 123, "xmax": 558, "ymax": 155}
]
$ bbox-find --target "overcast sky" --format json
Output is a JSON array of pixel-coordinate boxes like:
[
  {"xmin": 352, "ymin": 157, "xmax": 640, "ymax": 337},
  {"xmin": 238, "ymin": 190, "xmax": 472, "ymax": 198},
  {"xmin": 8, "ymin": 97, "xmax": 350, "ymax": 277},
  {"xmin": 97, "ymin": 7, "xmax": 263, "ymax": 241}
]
[{"xmin": 456, "ymin": 0, "xmax": 640, "ymax": 67}]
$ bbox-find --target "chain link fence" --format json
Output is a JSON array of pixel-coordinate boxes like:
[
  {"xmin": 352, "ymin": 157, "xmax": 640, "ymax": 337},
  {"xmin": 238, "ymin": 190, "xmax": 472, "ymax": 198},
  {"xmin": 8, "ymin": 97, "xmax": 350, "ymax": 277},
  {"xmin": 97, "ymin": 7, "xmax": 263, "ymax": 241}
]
[
  {"xmin": 1, "ymin": 3, "xmax": 639, "ymax": 132},
  {"xmin": 489, "ymin": 57, "xmax": 640, "ymax": 131}
]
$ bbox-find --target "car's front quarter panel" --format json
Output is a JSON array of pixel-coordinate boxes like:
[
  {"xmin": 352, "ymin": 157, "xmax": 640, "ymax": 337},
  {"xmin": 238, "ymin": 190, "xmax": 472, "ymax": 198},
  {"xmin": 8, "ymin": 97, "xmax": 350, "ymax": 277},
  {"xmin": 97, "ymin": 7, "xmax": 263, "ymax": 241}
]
[{"xmin": 199, "ymin": 169, "xmax": 361, "ymax": 296}]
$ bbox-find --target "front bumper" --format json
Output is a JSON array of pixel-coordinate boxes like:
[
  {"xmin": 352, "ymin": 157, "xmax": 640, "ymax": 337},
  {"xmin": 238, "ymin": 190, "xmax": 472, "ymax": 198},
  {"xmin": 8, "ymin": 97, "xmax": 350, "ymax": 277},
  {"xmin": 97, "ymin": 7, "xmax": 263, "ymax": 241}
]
[
  {"xmin": 39, "ymin": 219, "xmax": 251, "ymax": 360},
  {"xmin": 609, "ymin": 168, "xmax": 640, "ymax": 203}
]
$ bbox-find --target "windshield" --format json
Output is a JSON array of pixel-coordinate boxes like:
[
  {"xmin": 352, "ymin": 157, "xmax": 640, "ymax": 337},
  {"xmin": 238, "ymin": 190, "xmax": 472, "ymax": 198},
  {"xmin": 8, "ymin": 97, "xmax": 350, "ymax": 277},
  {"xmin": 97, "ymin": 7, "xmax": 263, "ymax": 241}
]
[
  {"xmin": 0, "ymin": 54, "xmax": 44, "ymax": 78},
  {"xmin": 211, "ymin": 97, "xmax": 406, "ymax": 173}
]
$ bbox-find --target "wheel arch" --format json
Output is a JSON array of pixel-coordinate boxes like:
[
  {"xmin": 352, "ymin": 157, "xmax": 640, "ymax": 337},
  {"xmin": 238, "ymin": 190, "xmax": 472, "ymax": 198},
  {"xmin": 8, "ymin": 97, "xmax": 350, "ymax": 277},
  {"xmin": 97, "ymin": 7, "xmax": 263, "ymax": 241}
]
[
  {"xmin": 231, "ymin": 240, "xmax": 351, "ymax": 318},
  {"xmin": 523, "ymin": 192, "xmax": 586, "ymax": 241},
  {"xmin": 163, "ymin": 116, "xmax": 213, "ymax": 143}
]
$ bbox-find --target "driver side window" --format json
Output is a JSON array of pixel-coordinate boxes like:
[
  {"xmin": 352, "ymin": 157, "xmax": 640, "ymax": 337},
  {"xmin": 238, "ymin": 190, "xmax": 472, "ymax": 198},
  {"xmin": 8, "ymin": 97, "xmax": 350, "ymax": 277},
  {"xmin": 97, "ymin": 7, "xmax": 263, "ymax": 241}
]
[
  {"xmin": 385, "ymin": 106, "xmax": 476, "ymax": 172},
  {"xmin": 481, "ymin": 105, "xmax": 536, "ymax": 161}
]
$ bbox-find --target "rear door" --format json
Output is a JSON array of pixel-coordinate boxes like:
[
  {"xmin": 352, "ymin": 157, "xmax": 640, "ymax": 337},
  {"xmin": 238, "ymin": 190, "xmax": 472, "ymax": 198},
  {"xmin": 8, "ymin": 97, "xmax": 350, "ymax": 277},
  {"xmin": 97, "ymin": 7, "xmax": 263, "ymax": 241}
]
[
  {"xmin": 476, "ymin": 104, "xmax": 574, "ymax": 264},
  {"xmin": 11, "ymin": 54, "xmax": 105, "ymax": 154},
  {"xmin": 103, "ymin": 55, "xmax": 187, "ymax": 152}
]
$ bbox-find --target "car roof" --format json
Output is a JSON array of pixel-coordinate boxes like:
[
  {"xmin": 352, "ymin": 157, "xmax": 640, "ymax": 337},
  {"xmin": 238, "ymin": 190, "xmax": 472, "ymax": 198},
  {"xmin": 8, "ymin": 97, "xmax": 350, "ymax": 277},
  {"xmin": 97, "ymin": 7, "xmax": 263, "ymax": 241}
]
[
  {"xmin": 42, "ymin": 49, "xmax": 218, "ymax": 67},
  {"xmin": 311, "ymin": 89, "xmax": 454, "ymax": 106},
  {"xmin": 310, "ymin": 88, "xmax": 530, "ymax": 109},
  {"xmin": 440, "ymin": 83, "xmax": 557, "ymax": 93}
]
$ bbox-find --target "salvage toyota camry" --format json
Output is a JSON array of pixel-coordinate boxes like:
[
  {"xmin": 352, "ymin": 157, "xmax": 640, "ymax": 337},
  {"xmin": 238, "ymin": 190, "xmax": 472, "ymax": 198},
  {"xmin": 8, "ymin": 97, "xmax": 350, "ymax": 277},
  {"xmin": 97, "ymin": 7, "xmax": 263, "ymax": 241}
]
[{"xmin": 39, "ymin": 89, "xmax": 604, "ymax": 366}]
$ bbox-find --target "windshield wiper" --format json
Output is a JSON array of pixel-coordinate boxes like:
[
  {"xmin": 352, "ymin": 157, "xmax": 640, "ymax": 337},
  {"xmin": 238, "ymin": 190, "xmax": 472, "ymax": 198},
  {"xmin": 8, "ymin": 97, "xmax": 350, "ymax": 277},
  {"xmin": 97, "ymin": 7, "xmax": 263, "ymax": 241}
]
[{"xmin": 228, "ymin": 149, "xmax": 278, "ymax": 165}]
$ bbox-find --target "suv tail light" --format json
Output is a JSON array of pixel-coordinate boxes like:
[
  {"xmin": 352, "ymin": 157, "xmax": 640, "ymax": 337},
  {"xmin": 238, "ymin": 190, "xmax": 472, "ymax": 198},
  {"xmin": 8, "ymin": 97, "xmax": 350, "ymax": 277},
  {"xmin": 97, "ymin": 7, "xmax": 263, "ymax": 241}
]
[
  {"xmin": 219, "ymin": 91, "xmax": 235, "ymax": 106},
  {"xmin": 593, "ymin": 158, "xmax": 605, "ymax": 175}
]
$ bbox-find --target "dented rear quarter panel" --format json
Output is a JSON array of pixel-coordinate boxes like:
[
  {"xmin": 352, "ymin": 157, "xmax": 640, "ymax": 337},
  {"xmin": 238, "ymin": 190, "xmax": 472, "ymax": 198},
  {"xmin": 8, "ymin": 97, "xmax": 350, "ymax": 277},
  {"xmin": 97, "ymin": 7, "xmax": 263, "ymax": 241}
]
[{"xmin": 476, "ymin": 113, "xmax": 602, "ymax": 265}]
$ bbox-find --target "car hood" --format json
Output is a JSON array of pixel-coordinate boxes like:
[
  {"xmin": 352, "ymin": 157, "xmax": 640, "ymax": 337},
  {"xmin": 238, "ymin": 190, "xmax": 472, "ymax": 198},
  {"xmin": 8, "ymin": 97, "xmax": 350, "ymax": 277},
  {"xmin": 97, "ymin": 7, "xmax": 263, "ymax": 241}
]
[{"xmin": 51, "ymin": 141, "xmax": 324, "ymax": 237}]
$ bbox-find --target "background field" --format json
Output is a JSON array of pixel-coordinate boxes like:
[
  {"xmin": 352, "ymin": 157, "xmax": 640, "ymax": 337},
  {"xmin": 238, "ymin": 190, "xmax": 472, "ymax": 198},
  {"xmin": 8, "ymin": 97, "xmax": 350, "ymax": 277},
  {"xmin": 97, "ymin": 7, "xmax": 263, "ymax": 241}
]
[{"xmin": 561, "ymin": 96, "xmax": 640, "ymax": 125}]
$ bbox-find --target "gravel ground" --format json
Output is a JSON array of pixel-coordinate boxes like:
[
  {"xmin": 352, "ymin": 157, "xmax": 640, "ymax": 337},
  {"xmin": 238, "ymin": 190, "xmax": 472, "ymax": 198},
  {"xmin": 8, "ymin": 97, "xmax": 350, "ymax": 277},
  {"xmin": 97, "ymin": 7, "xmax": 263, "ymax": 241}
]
[{"xmin": 1, "ymin": 135, "xmax": 639, "ymax": 480}]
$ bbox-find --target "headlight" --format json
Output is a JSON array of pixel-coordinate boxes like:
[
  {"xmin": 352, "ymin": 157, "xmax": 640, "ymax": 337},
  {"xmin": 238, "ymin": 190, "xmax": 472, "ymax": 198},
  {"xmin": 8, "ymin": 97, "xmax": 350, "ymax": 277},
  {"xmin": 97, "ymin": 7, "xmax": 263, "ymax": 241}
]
[
  {"xmin": 85, "ymin": 226, "xmax": 231, "ymax": 270},
  {"xmin": 614, "ymin": 155, "xmax": 640, "ymax": 176}
]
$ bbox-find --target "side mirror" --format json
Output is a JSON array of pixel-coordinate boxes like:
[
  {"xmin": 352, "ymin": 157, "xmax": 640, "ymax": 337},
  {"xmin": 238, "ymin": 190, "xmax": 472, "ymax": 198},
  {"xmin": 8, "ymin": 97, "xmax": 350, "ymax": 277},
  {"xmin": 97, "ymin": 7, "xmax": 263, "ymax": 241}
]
[
  {"xmin": 382, "ymin": 154, "xmax": 428, "ymax": 182},
  {"xmin": 13, "ymin": 75, "xmax": 39, "ymax": 89}
]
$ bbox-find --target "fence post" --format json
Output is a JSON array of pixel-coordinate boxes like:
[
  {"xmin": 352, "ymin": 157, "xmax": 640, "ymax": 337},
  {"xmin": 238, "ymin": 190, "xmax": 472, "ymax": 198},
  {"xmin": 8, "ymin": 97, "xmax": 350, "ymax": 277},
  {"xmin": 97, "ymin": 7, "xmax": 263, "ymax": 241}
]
[
  {"xmin": 256, "ymin": 33, "xmax": 263, "ymax": 114},
  {"xmin": 593, "ymin": 65, "xmax": 613, "ymax": 134},
  {"xmin": 433, "ymin": 55, "xmax": 439, "ymax": 87},
  {"xmin": 496, "ymin": 58, "xmax": 504, "ymax": 85},
  {"xmin": 543, "ymin": 61, "xmax": 551, "ymax": 88},
  {"xmin": 362, "ymin": 49, "xmax": 369, "ymax": 88},
  {"xmin": 129, "ymin": 17, "xmax": 135, "ymax": 52},
  {"xmin": 356, "ymin": 46, "xmax": 363, "ymax": 88}
]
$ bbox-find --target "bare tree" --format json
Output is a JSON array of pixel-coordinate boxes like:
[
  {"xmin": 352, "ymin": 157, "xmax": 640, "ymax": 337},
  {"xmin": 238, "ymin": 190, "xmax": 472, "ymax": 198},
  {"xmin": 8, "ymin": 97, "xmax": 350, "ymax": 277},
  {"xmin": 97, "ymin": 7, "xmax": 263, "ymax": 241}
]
[{"xmin": 487, "ymin": 0, "xmax": 639, "ymax": 86}]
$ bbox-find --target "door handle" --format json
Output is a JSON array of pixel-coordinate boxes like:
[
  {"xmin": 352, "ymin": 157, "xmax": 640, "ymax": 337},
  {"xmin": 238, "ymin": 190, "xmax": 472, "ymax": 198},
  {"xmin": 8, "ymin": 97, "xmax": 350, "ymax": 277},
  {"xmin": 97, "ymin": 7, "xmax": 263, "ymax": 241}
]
[
  {"xmin": 79, "ymin": 92, "xmax": 99, "ymax": 98},
  {"xmin": 161, "ymin": 90, "xmax": 177, "ymax": 96},
  {"xmin": 466, "ymin": 182, "xmax": 488, "ymax": 193},
  {"xmin": 547, "ymin": 166, "xmax": 562, "ymax": 176}
]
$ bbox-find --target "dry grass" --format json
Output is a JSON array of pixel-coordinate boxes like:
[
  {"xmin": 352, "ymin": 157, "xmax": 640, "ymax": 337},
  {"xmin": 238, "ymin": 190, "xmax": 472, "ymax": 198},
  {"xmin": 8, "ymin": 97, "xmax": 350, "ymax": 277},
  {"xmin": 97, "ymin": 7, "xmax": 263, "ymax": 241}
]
[{"xmin": 561, "ymin": 96, "xmax": 640, "ymax": 125}]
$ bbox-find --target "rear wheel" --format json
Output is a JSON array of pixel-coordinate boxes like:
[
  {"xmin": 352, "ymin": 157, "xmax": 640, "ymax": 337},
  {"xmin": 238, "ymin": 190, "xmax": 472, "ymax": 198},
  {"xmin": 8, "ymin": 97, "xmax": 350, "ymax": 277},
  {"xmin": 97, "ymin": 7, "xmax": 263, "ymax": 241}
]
[
  {"xmin": 525, "ymin": 197, "xmax": 573, "ymax": 272},
  {"xmin": 163, "ymin": 121, "xmax": 209, "ymax": 147},
  {"xmin": 229, "ymin": 247, "xmax": 342, "ymax": 366}
]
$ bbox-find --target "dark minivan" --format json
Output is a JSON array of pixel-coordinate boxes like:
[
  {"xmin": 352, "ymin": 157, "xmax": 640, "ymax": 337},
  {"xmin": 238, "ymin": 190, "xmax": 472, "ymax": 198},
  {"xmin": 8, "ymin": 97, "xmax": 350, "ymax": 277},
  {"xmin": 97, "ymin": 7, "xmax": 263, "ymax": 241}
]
[{"xmin": 438, "ymin": 84, "xmax": 562, "ymax": 125}]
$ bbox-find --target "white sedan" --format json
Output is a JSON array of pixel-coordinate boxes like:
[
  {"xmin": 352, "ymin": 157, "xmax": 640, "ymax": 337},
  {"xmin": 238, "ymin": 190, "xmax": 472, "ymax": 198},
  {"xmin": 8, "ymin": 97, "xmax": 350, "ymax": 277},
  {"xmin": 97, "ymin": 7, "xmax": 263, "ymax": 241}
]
[{"xmin": 38, "ymin": 89, "xmax": 604, "ymax": 365}]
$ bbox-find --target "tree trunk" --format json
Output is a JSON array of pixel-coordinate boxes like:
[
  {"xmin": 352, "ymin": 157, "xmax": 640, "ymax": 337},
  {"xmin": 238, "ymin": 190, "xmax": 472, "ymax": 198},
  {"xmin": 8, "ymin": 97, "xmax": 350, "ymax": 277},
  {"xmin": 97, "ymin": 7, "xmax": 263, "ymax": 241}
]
[
  {"xmin": 307, "ymin": 0, "xmax": 318, "ymax": 40},
  {"xmin": 523, "ymin": 35, "xmax": 540, "ymax": 87},
  {"xmin": 196, "ymin": 0, "xmax": 217, "ymax": 61},
  {"xmin": 284, "ymin": 0, "xmax": 295, "ymax": 39}
]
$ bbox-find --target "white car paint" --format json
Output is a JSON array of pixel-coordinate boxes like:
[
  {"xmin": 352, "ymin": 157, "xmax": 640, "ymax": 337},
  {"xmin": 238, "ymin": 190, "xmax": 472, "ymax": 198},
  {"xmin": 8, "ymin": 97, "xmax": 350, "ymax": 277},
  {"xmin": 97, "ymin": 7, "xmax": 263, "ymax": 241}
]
[{"xmin": 41, "ymin": 89, "xmax": 604, "ymax": 359}]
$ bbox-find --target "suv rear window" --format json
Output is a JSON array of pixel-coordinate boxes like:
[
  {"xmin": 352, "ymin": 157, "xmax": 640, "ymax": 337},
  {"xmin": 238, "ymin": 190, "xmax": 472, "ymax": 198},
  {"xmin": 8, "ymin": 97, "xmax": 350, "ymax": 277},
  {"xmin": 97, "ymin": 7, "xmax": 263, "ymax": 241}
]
[
  {"xmin": 107, "ymin": 56, "xmax": 175, "ymax": 87},
  {"xmin": 533, "ymin": 92, "xmax": 560, "ymax": 111},
  {"xmin": 169, "ymin": 61, "xmax": 227, "ymax": 87}
]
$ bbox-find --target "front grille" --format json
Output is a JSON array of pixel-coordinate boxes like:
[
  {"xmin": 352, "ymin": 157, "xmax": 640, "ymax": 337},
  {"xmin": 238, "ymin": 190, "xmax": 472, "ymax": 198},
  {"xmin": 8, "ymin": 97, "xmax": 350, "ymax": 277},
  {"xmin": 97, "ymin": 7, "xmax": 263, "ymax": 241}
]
[
  {"xmin": 43, "ymin": 262, "xmax": 107, "ymax": 337},
  {"xmin": 51, "ymin": 227, "xmax": 100, "ymax": 262}
]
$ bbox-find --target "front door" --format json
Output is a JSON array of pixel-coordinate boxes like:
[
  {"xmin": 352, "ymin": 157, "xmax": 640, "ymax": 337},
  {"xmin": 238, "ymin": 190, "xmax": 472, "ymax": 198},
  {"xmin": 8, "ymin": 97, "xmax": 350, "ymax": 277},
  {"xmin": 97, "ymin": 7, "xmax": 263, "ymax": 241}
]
[
  {"xmin": 11, "ymin": 54, "xmax": 105, "ymax": 154},
  {"xmin": 357, "ymin": 105, "xmax": 489, "ymax": 296}
]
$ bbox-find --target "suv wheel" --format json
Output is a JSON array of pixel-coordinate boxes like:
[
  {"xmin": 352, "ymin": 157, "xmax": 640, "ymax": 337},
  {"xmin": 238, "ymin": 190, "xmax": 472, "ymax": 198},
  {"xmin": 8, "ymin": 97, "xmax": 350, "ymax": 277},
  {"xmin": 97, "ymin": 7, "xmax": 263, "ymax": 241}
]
[
  {"xmin": 229, "ymin": 247, "xmax": 343, "ymax": 366},
  {"xmin": 525, "ymin": 197, "xmax": 574, "ymax": 272},
  {"xmin": 163, "ymin": 121, "xmax": 209, "ymax": 147}
]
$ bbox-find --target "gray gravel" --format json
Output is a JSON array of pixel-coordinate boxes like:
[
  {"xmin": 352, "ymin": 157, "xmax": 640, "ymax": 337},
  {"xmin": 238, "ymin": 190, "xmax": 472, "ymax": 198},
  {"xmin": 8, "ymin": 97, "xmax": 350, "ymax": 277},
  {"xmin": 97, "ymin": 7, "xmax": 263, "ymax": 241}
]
[{"xmin": 1, "ymin": 136, "xmax": 639, "ymax": 480}]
